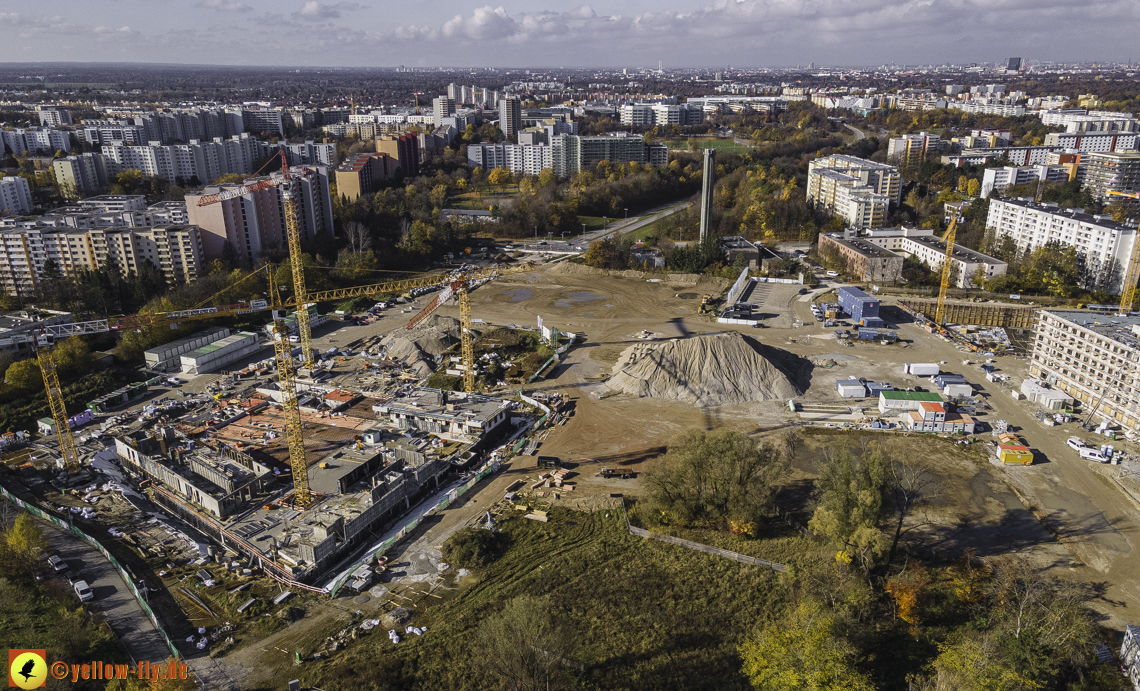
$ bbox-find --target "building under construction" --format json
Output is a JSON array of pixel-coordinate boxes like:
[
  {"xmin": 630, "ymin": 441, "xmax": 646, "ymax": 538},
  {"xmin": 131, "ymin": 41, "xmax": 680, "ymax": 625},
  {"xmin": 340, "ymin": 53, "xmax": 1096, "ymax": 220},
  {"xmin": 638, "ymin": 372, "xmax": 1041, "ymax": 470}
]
[
  {"xmin": 112, "ymin": 388, "xmax": 516, "ymax": 583},
  {"xmin": 1030, "ymin": 310, "xmax": 1140, "ymax": 436}
]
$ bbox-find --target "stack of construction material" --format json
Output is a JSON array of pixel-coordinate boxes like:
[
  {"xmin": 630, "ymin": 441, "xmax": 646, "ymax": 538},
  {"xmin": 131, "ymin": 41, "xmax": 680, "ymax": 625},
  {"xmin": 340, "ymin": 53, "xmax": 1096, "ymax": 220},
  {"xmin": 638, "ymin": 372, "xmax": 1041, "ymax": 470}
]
[{"xmin": 1019, "ymin": 379, "xmax": 1074, "ymax": 410}]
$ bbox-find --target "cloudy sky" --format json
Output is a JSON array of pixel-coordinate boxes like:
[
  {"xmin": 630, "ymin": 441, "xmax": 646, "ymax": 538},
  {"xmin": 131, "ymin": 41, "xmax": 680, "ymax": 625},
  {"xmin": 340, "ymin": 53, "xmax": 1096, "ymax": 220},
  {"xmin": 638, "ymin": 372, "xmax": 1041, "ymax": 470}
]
[{"xmin": 1, "ymin": 0, "xmax": 1135, "ymax": 67}]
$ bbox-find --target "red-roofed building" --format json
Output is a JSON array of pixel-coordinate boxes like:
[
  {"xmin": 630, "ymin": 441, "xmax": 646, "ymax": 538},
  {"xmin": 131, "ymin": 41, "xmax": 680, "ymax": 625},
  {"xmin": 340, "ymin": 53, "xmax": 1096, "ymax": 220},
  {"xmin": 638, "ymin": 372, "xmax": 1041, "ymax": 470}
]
[{"xmin": 906, "ymin": 410, "xmax": 975, "ymax": 434}]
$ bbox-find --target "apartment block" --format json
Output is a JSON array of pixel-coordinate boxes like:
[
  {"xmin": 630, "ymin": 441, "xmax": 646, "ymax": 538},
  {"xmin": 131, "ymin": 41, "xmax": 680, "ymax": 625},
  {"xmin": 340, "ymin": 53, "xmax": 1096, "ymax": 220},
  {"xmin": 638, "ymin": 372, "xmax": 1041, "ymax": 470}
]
[
  {"xmin": 550, "ymin": 133, "xmax": 647, "ymax": 178},
  {"xmin": 1083, "ymin": 151, "xmax": 1140, "ymax": 200},
  {"xmin": 0, "ymin": 224, "xmax": 204, "ymax": 297},
  {"xmin": 285, "ymin": 140, "xmax": 337, "ymax": 167},
  {"xmin": 432, "ymin": 96, "xmax": 456, "ymax": 129},
  {"xmin": 36, "ymin": 106, "xmax": 72, "ymax": 127},
  {"xmin": 1, "ymin": 127, "xmax": 71, "ymax": 156},
  {"xmin": 1040, "ymin": 109, "xmax": 1139, "ymax": 133},
  {"xmin": 861, "ymin": 227, "xmax": 1007, "ymax": 288},
  {"xmin": 1030, "ymin": 310, "xmax": 1140, "ymax": 435},
  {"xmin": 943, "ymin": 146, "xmax": 1060, "ymax": 167},
  {"xmin": 808, "ymin": 155, "xmax": 901, "ymax": 205},
  {"xmin": 887, "ymin": 132, "xmax": 940, "ymax": 161},
  {"xmin": 241, "ymin": 107, "xmax": 285, "ymax": 137},
  {"xmin": 374, "ymin": 134, "xmax": 420, "ymax": 177},
  {"xmin": 807, "ymin": 168, "xmax": 890, "ymax": 228},
  {"xmin": 335, "ymin": 153, "xmax": 397, "ymax": 201},
  {"xmin": 980, "ymin": 165, "xmax": 1073, "ymax": 198},
  {"xmin": 78, "ymin": 124, "xmax": 147, "ymax": 146},
  {"xmin": 185, "ymin": 165, "xmax": 333, "ymax": 264},
  {"xmin": 52, "ymin": 154, "xmax": 110, "ymax": 198},
  {"xmin": 466, "ymin": 143, "xmax": 553, "ymax": 176},
  {"xmin": 986, "ymin": 198, "xmax": 1137, "ymax": 293},
  {"xmin": 1043, "ymin": 131, "xmax": 1138, "ymax": 153},
  {"xmin": 818, "ymin": 232, "xmax": 905, "ymax": 283},
  {"xmin": 498, "ymin": 97, "xmax": 522, "ymax": 141},
  {"xmin": 101, "ymin": 133, "xmax": 266, "ymax": 185},
  {"xmin": 0, "ymin": 176, "xmax": 34, "ymax": 215}
]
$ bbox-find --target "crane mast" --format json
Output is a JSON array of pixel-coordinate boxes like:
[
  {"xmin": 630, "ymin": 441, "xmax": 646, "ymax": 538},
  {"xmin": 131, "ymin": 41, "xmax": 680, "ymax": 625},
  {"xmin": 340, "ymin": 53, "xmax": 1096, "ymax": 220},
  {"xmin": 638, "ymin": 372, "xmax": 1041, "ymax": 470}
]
[
  {"xmin": 34, "ymin": 340, "xmax": 81, "ymax": 475},
  {"xmin": 934, "ymin": 215, "xmax": 959, "ymax": 327},
  {"xmin": 267, "ymin": 272, "xmax": 313, "ymax": 507}
]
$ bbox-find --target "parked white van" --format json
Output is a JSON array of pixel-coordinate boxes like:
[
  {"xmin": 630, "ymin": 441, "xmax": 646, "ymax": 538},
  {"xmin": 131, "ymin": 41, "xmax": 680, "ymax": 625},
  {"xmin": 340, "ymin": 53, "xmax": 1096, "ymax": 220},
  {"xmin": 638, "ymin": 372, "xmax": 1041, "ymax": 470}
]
[{"xmin": 1079, "ymin": 448, "xmax": 1108, "ymax": 463}]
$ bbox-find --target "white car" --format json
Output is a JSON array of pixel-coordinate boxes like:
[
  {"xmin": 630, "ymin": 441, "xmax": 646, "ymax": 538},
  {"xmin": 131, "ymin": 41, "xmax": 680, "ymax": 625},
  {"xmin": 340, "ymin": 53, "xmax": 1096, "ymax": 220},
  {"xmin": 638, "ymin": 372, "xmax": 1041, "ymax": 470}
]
[
  {"xmin": 825, "ymin": 270, "xmax": 839, "ymax": 278},
  {"xmin": 1066, "ymin": 437, "xmax": 1086, "ymax": 451},
  {"xmin": 289, "ymin": 335, "xmax": 300, "ymax": 343},
  {"xmin": 74, "ymin": 580, "xmax": 94, "ymax": 602},
  {"xmin": 48, "ymin": 555, "xmax": 68, "ymax": 572}
]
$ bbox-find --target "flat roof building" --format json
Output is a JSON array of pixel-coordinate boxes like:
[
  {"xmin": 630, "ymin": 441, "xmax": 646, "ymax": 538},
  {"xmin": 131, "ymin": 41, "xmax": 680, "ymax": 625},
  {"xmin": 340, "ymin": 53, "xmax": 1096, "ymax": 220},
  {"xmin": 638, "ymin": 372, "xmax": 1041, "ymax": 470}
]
[
  {"xmin": 1030, "ymin": 310, "xmax": 1140, "ymax": 435},
  {"xmin": 818, "ymin": 232, "xmax": 904, "ymax": 283}
]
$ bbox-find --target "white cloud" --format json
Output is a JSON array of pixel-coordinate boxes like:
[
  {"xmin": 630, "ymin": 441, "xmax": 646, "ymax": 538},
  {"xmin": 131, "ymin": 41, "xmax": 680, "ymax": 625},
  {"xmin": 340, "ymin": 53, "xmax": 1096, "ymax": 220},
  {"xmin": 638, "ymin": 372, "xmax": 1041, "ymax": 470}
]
[
  {"xmin": 196, "ymin": 0, "xmax": 252, "ymax": 12},
  {"xmin": 440, "ymin": 6, "xmax": 518, "ymax": 40},
  {"xmin": 295, "ymin": 1, "xmax": 363, "ymax": 20}
]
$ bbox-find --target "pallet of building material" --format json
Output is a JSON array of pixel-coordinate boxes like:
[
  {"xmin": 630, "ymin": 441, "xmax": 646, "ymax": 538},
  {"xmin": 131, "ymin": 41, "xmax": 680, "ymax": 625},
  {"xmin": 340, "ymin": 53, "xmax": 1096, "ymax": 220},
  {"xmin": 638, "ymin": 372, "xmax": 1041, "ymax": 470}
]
[
  {"xmin": 272, "ymin": 591, "xmax": 294, "ymax": 605},
  {"xmin": 237, "ymin": 598, "xmax": 257, "ymax": 614}
]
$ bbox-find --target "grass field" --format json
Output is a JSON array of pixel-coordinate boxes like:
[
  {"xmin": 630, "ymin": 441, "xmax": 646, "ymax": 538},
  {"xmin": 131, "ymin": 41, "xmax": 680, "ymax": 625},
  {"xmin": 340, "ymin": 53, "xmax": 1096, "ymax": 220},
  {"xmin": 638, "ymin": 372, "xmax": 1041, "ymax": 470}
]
[{"xmin": 293, "ymin": 508, "xmax": 792, "ymax": 691}]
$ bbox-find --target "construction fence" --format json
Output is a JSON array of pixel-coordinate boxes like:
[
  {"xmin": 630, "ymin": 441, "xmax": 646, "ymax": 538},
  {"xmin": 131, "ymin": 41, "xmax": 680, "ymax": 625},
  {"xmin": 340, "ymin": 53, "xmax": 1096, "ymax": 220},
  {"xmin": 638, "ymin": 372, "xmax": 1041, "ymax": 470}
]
[
  {"xmin": 327, "ymin": 458, "xmax": 502, "ymax": 597},
  {"xmin": 0, "ymin": 485, "xmax": 183, "ymax": 660}
]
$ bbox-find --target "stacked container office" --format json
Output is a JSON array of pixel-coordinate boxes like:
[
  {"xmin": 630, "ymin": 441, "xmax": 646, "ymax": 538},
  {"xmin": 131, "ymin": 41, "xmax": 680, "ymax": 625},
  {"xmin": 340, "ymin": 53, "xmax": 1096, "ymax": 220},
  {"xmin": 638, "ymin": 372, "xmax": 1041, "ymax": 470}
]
[
  {"xmin": 180, "ymin": 332, "xmax": 260, "ymax": 375},
  {"xmin": 836, "ymin": 287, "xmax": 880, "ymax": 326}
]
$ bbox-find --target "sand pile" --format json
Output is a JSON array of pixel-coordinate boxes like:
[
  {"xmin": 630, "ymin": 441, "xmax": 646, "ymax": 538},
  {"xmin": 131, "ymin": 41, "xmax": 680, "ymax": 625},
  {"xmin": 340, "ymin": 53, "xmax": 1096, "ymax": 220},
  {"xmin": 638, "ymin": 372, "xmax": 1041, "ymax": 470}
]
[
  {"xmin": 381, "ymin": 315, "xmax": 472, "ymax": 375},
  {"xmin": 550, "ymin": 262, "xmax": 608, "ymax": 276},
  {"xmin": 605, "ymin": 333, "xmax": 806, "ymax": 406}
]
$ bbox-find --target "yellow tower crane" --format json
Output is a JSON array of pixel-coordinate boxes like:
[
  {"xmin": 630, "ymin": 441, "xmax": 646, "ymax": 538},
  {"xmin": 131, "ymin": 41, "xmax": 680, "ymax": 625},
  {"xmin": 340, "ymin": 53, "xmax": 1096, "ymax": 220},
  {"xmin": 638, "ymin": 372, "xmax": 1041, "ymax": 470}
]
[
  {"xmin": 404, "ymin": 264, "xmax": 536, "ymax": 393},
  {"xmin": 934, "ymin": 215, "xmax": 961, "ymax": 327},
  {"xmin": 265, "ymin": 270, "xmax": 315, "ymax": 508},
  {"xmin": 1104, "ymin": 190, "xmax": 1140, "ymax": 315},
  {"xmin": 32, "ymin": 336, "xmax": 81, "ymax": 476},
  {"xmin": 196, "ymin": 149, "xmax": 318, "ymax": 368}
]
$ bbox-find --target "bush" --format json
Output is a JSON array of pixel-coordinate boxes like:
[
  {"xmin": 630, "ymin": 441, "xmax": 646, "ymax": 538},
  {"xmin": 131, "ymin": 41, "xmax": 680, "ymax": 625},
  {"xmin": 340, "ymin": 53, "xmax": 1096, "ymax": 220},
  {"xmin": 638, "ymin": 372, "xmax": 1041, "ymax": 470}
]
[{"xmin": 442, "ymin": 528, "xmax": 506, "ymax": 569}]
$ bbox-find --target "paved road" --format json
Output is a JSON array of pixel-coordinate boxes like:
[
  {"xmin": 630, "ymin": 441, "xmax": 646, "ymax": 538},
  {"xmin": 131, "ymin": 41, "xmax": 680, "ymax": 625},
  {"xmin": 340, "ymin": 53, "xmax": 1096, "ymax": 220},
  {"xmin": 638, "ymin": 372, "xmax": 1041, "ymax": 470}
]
[
  {"xmin": 42, "ymin": 520, "xmax": 240, "ymax": 688},
  {"xmin": 515, "ymin": 200, "xmax": 691, "ymax": 254},
  {"xmin": 845, "ymin": 124, "xmax": 866, "ymax": 140},
  {"xmin": 44, "ymin": 523, "xmax": 173, "ymax": 664}
]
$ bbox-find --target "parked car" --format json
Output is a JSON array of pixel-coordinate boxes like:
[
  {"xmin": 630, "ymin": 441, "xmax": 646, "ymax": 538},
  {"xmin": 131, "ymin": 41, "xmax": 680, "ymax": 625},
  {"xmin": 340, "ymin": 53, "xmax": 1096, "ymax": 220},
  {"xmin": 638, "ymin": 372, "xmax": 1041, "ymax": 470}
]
[
  {"xmin": 47, "ymin": 555, "xmax": 68, "ymax": 573},
  {"xmin": 288, "ymin": 335, "xmax": 300, "ymax": 343},
  {"xmin": 1067, "ymin": 437, "xmax": 1087, "ymax": 451},
  {"xmin": 825, "ymin": 270, "xmax": 839, "ymax": 277},
  {"xmin": 73, "ymin": 580, "xmax": 94, "ymax": 602}
]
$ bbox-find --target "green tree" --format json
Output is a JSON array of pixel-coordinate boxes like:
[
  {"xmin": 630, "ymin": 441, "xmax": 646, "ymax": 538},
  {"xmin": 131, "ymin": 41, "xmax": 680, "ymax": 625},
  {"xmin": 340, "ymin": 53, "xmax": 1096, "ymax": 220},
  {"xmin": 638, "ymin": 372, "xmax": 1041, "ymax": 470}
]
[
  {"xmin": 644, "ymin": 428, "xmax": 788, "ymax": 528},
  {"xmin": 475, "ymin": 596, "xmax": 573, "ymax": 691},
  {"xmin": 487, "ymin": 167, "xmax": 511, "ymax": 187},
  {"xmin": 4, "ymin": 359, "xmax": 43, "ymax": 392},
  {"xmin": 808, "ymin": 443, "xmax": 889, "ymax": 571},
  {"xmin": 740, "ymin": 601, "xmax": 875, "ymax": 691},
  {"xmin": 52, "ymin": 336, "xmax": 92, "ymax": 380}
]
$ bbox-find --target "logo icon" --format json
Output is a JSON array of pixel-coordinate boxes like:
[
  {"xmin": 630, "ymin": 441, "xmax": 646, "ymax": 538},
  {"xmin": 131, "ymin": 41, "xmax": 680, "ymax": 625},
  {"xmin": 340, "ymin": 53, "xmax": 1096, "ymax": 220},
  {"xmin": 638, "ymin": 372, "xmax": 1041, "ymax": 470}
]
[{"xmin": 8, "ymin": 650, "xmax": 46, "ymax": 689}]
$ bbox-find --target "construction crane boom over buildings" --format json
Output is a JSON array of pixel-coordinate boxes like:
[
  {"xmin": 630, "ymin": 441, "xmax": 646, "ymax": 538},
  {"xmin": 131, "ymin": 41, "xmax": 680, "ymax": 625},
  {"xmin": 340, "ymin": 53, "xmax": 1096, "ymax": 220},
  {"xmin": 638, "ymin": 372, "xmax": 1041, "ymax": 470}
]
[
  {"xmin": 33, "ymin": 337, "xmax": 82, "ymax": 475},
  {"xmin": 265, "ymin": 271, "xmax": 313, "ymax": 507}
]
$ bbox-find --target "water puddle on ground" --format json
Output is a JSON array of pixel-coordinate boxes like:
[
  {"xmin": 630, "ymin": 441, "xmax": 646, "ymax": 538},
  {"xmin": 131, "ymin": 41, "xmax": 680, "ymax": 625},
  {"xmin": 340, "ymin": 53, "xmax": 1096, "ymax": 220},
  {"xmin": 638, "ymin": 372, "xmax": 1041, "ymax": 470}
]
[
  {"xmin": 555, "ymin": 291, "xmax": 605, "ymax": 309},
  {"xmin": 501, "ymin": 288, "xmax": 533, "ymax": 302}
]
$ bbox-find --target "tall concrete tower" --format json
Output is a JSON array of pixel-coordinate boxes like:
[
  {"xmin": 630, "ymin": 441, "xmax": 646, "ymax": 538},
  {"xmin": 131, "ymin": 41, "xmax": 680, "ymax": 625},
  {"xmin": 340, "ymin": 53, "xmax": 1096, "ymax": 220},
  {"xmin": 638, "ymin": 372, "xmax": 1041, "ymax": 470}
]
[{"xmin": 698, "ymin": 148, "xmax": 716, "ymax": 242}]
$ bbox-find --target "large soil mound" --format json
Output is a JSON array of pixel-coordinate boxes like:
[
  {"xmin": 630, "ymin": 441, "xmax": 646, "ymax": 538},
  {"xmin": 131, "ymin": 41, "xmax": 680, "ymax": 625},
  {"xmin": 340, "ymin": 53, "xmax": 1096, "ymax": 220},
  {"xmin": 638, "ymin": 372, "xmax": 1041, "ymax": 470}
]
[
  {"xmin": 605, "ymin": 333, "xmax": 807, "ymax": 406},
  {"xmin": 381, "ymin": 315, "xmax": 471, "ymax": 375}
]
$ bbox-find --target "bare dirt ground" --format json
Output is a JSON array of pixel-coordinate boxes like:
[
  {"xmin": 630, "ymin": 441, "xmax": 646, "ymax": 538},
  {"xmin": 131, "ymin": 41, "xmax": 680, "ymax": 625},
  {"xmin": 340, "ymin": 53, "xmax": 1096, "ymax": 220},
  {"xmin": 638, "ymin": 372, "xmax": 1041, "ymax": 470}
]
[{"xmin": 218, "ymin": 264, "xmax": 1140, "ymax": 686}]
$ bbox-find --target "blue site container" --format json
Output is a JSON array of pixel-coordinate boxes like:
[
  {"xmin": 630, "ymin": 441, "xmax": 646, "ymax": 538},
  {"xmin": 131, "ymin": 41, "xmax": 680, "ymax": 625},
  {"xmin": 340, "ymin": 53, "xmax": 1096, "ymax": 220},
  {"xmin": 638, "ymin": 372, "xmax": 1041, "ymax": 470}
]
[{"xmin": 857, "ymin": 328, "xmax": 879, "ymax": 340}]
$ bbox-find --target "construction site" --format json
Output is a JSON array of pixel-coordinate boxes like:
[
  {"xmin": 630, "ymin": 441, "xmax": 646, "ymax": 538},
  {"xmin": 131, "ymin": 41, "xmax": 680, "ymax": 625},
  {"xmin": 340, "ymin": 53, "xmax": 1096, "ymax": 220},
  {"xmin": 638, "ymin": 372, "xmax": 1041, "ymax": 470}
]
[{"xmin": 5, "ymin": 174, "xmax": 1140, "ymax": 688}]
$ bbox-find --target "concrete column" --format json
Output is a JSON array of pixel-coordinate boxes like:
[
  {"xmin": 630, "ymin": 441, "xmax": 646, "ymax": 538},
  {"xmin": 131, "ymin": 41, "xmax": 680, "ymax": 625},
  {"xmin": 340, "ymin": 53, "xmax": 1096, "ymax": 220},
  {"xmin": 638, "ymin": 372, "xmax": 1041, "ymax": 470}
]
[{"xmin": 699, "ymin": 148, "xmax": 716, "ymax": 242}]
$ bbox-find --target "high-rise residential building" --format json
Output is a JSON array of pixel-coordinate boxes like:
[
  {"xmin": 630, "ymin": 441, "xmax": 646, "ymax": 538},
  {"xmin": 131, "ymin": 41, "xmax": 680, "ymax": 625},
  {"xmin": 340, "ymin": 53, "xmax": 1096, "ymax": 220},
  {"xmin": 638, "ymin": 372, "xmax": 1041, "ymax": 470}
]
[
  {"xmin": 986, "ymin": 198, "xmax": 1137, "ymax": 293},
  {"xmin": 1043, "ymin": 131, "xmax": 1139, "ymax": 154},
  {"xmin": 808, "ymin": 155, "xmax": 901, "ymax": 205},
  {"xmin": 466, "ymin": 144, "xmax": 552, "ymax": 176},
  {"xmin": 284, "ymin": 140, "xmax": 337, "ymax": 167},
  {"xmin": 185, "ymin": 166, "xmax": 332, "ymax": 265},
  {"xmin": 52, "ymin": 154, "xmax": 110, "ymax": 198},
  {"xmin": 433, "ymin": 96, "xmax": 456, "ymax": 129},
  {"xmin": 78, "ymin": 124, "xmax": 148, "ymax": 146},
  {"xmin": 550, "ymin": 133, "xmax": 648, "ymax": 178},
  {"xmin": 1, "ymin": 127, "xmax": 71, "ymax": 156},
  {"xmin": 887, "ymin": 132, "xmax": 941, "ymax": 162},
  {"xmin": 499, "ymin": 98, "xmax": 522, "ymax": 142},
  {"xmin": 619, "ymin": 103, "xmax": 703, "ymax": 127},
  {"xmin": 335, "ymin": 153, "xmax": 397, "ymax": 201},
  {"xmin": 0, "ymin": 176, "xmax": 34, "ymax": 215},
  {"xmin": 374, "ymin": 134, "xmax": 420, "ymax": 177},
  {"xmin": 241, "ymin": 107, "xmax": 285, "ymax": 137},
  {"xmin": 36, "ymin": 106, "xmax": 72, "ymax": 127},
  {"xmin": 101, "ymin": 134, "xmax": 267, "ymax": 185},
  {"xmin": 980, "ymin": 165, "xmax": 1072, "ymax": 198},
  {"xmin": 1030, "ymin": 310, "xmax": 1140, "ymax": 436},
  {"xmin": 447, "ymin": 83, "xmax": 460, "ymax": 102},
  {"xmin": 0, "ymin": 224, "xmax": 204, "ymax": 297},
  {"xmin": 1083, "ymin": 151, "xmax": 1140, "ymax": 201},
  {"xmin": 619, "ymin": 104, "xmax": 655, "ymax": 127}
]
